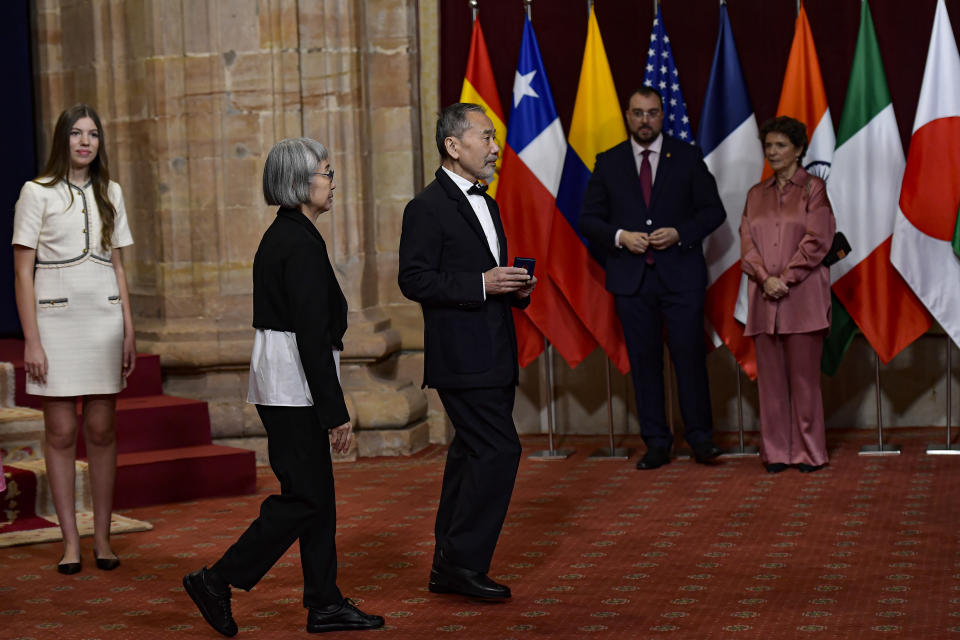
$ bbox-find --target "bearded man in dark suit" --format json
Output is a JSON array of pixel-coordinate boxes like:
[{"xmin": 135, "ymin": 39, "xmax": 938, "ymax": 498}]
[
  {"xmin": 580, "ymin": 87, "xmax": 726, "ymax": 471},
  {"xmin": 398, "ymin": 103, "xmax": 536, "ymax": 600}
]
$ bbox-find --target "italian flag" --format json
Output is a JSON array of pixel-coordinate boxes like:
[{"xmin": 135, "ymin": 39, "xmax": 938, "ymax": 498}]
[
  {"xmin": 891, "ymin": 0, "xmax": 960, "ymax": 349},
  {"xmin": 827, "ymin": 0, "xmax": 932, "ymax": 368}
]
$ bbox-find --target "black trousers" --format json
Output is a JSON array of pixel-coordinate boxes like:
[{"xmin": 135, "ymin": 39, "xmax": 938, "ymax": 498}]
[
  {"xmin": 211, "ymin": 405, "xmax": 341, "ymax": 609},
  {"xmin": 615, "ymin": 266, "xmax": 714, "ymax": 451},
  {"xmin": 435, "ymin": 386, "xmax": 522, "ymax": 573}
]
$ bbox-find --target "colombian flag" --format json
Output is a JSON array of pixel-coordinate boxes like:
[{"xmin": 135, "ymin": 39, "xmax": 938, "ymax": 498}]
[{"xmin": 549, "ymin": 7, "xmax": 630, "ymax": 374}]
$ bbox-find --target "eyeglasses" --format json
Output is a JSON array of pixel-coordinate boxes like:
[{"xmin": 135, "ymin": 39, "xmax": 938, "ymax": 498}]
[
  {"xmin": 313, "ymin": 169, "xmax": 335, "ymax": 180},
  {"xmin": 630, "ymin": 109, "xmax": 662, "ymax": 120}
]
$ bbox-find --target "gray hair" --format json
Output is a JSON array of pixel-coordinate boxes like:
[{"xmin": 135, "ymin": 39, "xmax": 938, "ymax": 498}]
[
  {"xmin": 436, "ymin": 103, "xmax": 485, "ymax": 159},
  {"xmin": 262, "ymin": 137, "xmax": 328, "ymax": 208}
]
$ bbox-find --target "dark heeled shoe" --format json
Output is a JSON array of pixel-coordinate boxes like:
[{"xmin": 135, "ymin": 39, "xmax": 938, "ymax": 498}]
[
  {"xmin": 796, "ymin": 463, "xmax": 826, "ymax": 473},
  {"xmin": 57, "ymin": 558, "xmax": 82, "ymax": 575},
  {"xmin": 93, "ymin": 550, "xmax": 121, "ymax": 571},
  {"xmin": 764, "ymin": 463, "xmax": 789, "ymax": 474}
]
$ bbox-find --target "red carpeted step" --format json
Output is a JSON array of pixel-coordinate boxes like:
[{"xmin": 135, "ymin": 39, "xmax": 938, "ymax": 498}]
[
  {"xmin": 0, "ymin": 339, "xmax": 164, "ymax": 407},
  {"xmin": 113, "ymin": 445, "xmax": 257, "ymax": 509},
  {"xmin": 76, "ymin": 394, "xmax": 212, "ymax": 458},
  {"xmin": 118, "ymin": 353, "xmax": 163, "ymax": 398}
]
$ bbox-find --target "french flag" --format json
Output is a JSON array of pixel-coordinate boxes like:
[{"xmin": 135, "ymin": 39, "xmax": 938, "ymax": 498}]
[
  {"xmin": 497, "ymin": 17, "xmax": 597, "ymax": 368},
  {"xmin": 697, "ymin": 3, "xmax": 762, "ymax": 378}
]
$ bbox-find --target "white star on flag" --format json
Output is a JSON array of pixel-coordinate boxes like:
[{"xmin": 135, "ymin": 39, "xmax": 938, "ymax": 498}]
[
  {"xmin": 512, "ymin": 69, "xmax": 539, "ymax": 107},
  {"xmin": 642, "ymin": 6, "xmax": 695, "ymax": 144}
]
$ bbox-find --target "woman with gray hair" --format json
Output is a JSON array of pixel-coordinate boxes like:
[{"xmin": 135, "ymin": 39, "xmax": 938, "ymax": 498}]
[{"xmin": 182, "ymin": 138, "xmax": 383, "ymax": 636}]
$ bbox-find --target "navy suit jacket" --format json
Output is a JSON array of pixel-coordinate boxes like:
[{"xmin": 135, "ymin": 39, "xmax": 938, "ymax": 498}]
[
  {"xmin": 579, "ymin": 136, "xmax": 725, "ymax": 295},
  {"xmin": 398, "ymin": 168, "xmax": 529, "ymax": 389}
]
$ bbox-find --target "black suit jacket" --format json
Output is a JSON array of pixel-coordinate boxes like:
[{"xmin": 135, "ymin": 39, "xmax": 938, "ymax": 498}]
[
  {"xmin": 398, "ymin": 168, "xmax": 529, "ymax": 389},
  {"xmin": 252, "ymin": 208, "xmax": 349, "ymax": 429},
  {"xmin": 579, "ymin": 136, "xmax": 726, "ymax": 295}
]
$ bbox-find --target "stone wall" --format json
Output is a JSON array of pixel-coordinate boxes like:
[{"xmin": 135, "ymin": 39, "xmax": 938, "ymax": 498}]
[{"xmin": 30, "ymin": 0, "xmax": 439, "ymax": 459}]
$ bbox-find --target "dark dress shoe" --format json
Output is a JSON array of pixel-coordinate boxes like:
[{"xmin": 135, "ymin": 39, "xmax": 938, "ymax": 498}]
[
  {"xmin": 765, "ymin": 463, "xmax": 789, "ymax": 474},
  {"xmin": 692, "ymin": 441, "xmax": 723, "ymax": 464},
  {"xmin": 796, "ymin": 463, "xmax": 826, "ymax": 473},
  {"xmin": 306, "ymin": 598, "xmax": 384, "ymax": 633},
  {"xmin": 94, "ymin": 551, "xmax": 121, "ymax": 571},
  {"xmin": 57, "ymin": 559, "xmax": 82, "ymax": 575},
  {"xmin": 183, "ymin": 568, "xmax": 238, "ymax": 638},
  {"xmin": 636, "ymin": 447, "xmax": 670, "ymax": 470},
  {"xmin": 429, "ymin": 563, "xmax": 511, "ymax": 600}
]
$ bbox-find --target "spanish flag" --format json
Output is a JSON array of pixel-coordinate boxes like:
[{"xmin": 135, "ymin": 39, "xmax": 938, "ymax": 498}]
[{"xmin": 459, "ymin": 17, "xmax": 506, "ymax": 198}]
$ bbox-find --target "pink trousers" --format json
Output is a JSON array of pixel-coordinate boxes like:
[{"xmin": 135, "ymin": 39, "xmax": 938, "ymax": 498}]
[{"xmin": 753, "ymin": 331, "xmax": 828, "ymax": 466}]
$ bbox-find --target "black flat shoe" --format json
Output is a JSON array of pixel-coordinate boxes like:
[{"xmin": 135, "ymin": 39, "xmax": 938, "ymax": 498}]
[
  {"xmin": 307, "ymin": 598, "xmax": 384, "ymax": 633},
  {"xmin": 765, "ymin": 463, "xmax": 789, "ymax": 474},
  {"xmin": 94, "ymin": 551, "xmax": 121, "ymax": 571},
  {"xmin": 57, "ymin": 559, "xmax": 82, "ymax": 575},
  {"xmin": 636, "ymin": 447, "xmax": 670, "ymax": 470},
  {"xmin": 796, "ymin": 463, "xmax": 826, "ymax": 473},
  {"xmin": 183, "ymin": 568, "xmax": 238, "ymax": 637}
]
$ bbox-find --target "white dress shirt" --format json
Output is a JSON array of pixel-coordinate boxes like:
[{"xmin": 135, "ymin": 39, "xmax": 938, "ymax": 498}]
[
  {"xmin": 442, "ymin": 167, "xmax": 500, "ymax": 298},
  {"xmin": 246, "ymin": 329, "xmax": 341, "ymax": 406},
  {"xmin": 615, "ymin": 133, "xmax": 664, "ymax": 248}
]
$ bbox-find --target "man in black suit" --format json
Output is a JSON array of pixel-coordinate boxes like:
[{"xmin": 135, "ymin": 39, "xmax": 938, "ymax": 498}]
[
  {"xmin": 580, "ymin": 87, "xmax": 726, "ymax": 471},
  {"xmin": 399, "ymin": 103, "xmax": 535, "ymax": 600}
]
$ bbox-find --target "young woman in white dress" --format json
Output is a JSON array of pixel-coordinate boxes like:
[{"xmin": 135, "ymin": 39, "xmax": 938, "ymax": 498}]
[{"xmin": 13, "ymin": 104, "xmax": 135, "ymax": 574}]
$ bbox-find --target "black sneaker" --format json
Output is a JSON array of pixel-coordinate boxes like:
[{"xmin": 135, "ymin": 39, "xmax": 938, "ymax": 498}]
[
  {"xmin": 306, "ymin": 598, "xmax": 385, "ymax": 633},
  {"xmin": 183, "ymin": 568, "xmax": 238, "ymax": 637}
]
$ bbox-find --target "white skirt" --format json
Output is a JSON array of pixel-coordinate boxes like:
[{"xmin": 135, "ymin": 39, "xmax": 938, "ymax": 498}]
[{"xmin": 28, "ymin": 260, "xmax": 125, "ymax": 397}]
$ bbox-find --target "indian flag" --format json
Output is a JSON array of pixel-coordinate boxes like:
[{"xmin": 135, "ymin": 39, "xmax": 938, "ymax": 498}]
[
  {"xmin": 827, "ymin": 0, "xmax": 932, "ymax": 368},
  {"xmin": 891, "ymin": 0, "xmax": 960, "ymax": 349},
  {"xmin": 734, "ymin": 2, "xmax": 834, "ymax": 326}
]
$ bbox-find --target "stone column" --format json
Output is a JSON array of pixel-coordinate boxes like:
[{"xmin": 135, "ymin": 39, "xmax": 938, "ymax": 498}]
[{"xmin": 30, "ymin": 0, "xmax": 433, "ymax": 458}]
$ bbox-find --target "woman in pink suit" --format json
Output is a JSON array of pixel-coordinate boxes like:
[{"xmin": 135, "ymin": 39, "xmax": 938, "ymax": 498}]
[{"xmin": 740, "ymin": 116, "xmax": 836, "ymax": 474}]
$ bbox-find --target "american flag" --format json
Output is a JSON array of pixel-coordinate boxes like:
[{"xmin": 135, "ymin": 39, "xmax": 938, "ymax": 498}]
[{"xmin": 642, "ymin": 6, "xmax": 694, "ymax": 143}]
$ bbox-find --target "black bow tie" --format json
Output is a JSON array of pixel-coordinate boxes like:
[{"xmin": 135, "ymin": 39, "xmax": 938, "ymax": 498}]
[{"xmin": 467, "ymin": 182, "xmax": 488, "ymax": 196}]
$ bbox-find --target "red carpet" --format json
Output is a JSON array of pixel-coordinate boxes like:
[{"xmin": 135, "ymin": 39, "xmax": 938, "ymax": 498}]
[
  {"xmin": 0, "ymin": 464, "xmax": 57, "ymax": 534},
  {"xmin": 1, "ymin": 432, "xmax": 959, "ymax": 639}
]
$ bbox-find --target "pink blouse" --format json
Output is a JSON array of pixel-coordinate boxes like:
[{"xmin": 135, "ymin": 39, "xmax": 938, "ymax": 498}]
[{"xmin": 739, "ymin": 167, "xmax": 836, "ymax": 337}]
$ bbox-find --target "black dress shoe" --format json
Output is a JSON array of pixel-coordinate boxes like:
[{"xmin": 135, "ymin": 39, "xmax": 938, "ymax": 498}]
[
  {"xmin": 692, "ymin": 441, "xmax": 723, "ymax": 464},
  {"xmin": 183, "ymin": 568, "xmax": 238, "ymax": 637},
  {"xmin": 636, "ymin": 447, "xmax": 670, "ymax": 470},
  {"xmin": 796, "ymin": 463, "xmax": 826, "ymax": 473},
  {"xmin": 765, "ymin": 463, "xmax": 789, "ymax": 474},
  {"xmin": 57, "ymin": 559, "xmax": 82, "ymax": 575},
  {"xmin": 306, "ymin": 598, "xmax": 384, "ymax": 633},
  {"xmin": 429, "ymin": 559, "xmax": 511, "ymax": 600},
  {"xmin": 94, "ymin": 551, "xmax": 121, "ymax": 571}
]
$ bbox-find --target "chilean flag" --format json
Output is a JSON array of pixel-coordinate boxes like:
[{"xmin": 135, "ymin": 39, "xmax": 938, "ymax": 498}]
[
  {"xmin": 497, "ymin": 17, "xmax": 597, "ymax": 368},
  {"xmin": 697, "ymin": 3, "xmax": 762, "ymax": 379}
]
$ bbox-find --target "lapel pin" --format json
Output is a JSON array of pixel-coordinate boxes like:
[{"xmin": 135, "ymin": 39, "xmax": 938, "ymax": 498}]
[{"xmin": 666, "ymin": 152, "xmax": 671, "ymax": 158}]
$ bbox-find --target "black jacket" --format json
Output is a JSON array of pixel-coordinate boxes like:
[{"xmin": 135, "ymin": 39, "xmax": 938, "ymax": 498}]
[
  {"xmin": 398, "ymin": 168, "xmax": 529, "ymax": 389},
  {"xmin": 252, "ymin": 208, "xmax": 349, "ymax": 429}
]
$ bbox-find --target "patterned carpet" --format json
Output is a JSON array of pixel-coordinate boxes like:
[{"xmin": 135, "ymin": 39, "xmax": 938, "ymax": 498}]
[{"xmin": 1, "ymin": 431, "xmax": 959, "ymax": 639}]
